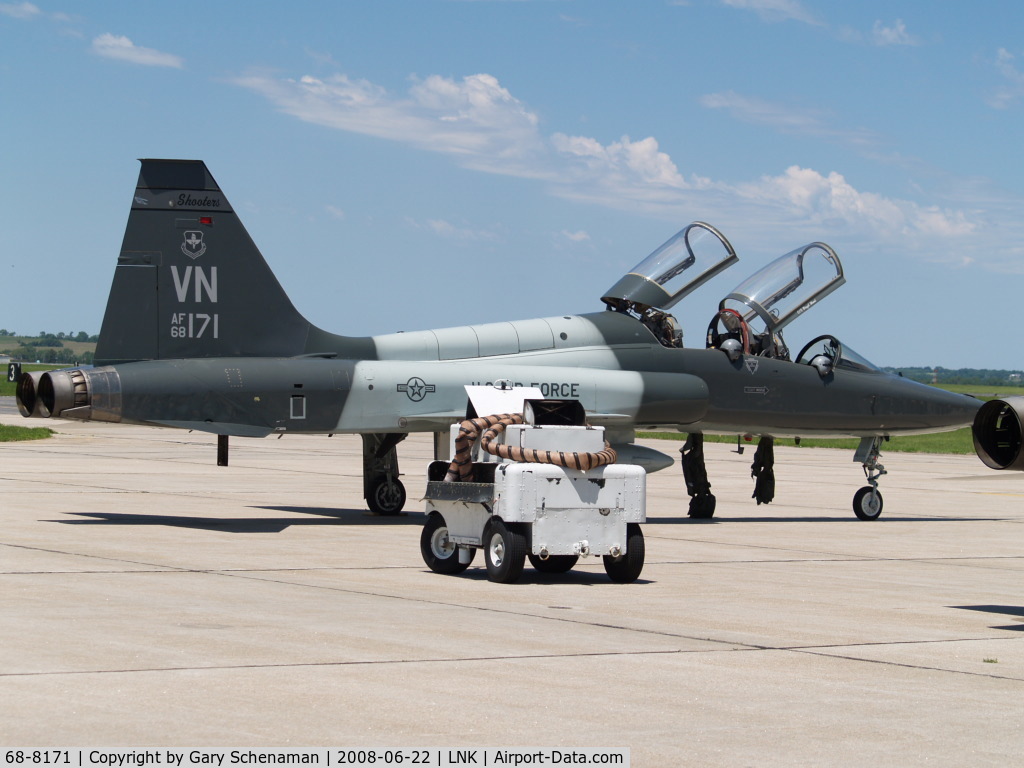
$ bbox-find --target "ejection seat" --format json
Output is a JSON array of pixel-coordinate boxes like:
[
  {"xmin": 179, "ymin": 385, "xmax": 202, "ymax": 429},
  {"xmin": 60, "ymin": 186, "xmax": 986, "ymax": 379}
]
[{"xmin": 707, "ymin": 241, "xmax": 845, "ymax": 362}]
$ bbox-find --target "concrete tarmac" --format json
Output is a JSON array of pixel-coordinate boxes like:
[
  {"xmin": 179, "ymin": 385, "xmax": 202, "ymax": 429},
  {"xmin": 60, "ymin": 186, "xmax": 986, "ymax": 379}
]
[{"xmin": 1, "ymin": 398, "xmax": 1022, "ymax": 764}]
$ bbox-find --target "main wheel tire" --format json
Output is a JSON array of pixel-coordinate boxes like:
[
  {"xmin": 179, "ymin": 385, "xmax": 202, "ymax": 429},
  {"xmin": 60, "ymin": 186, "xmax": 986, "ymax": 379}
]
[
  {"xmin": 688, "ymin": 493, "xmax": 716, "ymax": 519},
  {"xmin": 853, "ymin": 486, "xmax": 883, "ymax": 520},
  {"xmin": 603, "ymin": 524, "xmax": 645, "ymax": 583},
  {"xmin": 367, "ymin": 476, "xmax": 406, "ymax": 515},
  {"xmin": 528, "ymin": 554, "xmax": 579, "ymax": 574},
  {"xmin": 483, "ymin": 518, "xmax": 527, "ymax": 584},
  {"xmin": 420, "ymin": 513, "xmax": 473, "ymax": 574}
]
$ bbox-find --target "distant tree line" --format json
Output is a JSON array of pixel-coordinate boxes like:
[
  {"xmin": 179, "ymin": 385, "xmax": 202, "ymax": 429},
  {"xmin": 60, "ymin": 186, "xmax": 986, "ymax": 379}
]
[
  {"xmin": 0, "ymin": 330, "xmax": 98, "ymax": 343},
  {"xmin": 0, "ymin": 331, "xmax": 98, "ymax": 365},
  {"xmin": 881, "ymin": 366, "xmax": 1023, "ymax": 387},
  {"xmin": 5, "ymin": 347, "xmax": 95, "ymax": 365}
]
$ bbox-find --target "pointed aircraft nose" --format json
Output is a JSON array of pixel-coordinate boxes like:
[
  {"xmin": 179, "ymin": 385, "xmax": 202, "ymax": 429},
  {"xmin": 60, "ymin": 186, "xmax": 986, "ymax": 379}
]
[{"xmin": 874, "ymin": 376, "xmax": 980, "ymax": 432}]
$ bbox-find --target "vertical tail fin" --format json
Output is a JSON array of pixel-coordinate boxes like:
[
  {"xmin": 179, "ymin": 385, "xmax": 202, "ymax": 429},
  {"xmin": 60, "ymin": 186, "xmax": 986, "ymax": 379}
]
[{"xmin": 95, "ymin": 160, "xmax": 313, "ymax": 365}]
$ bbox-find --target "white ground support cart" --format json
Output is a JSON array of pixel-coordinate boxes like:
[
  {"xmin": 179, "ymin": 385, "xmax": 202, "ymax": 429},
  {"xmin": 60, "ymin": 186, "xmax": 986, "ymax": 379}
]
[{"xmin": 420, "ymin": 386, "xmax": 647, "ymax": 584}]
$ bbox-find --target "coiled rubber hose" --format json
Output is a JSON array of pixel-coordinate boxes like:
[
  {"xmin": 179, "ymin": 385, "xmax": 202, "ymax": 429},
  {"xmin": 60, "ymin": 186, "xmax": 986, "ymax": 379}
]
[{"xmin": 444, "ymin": 413, "xmax": 617, "ymax": 483}]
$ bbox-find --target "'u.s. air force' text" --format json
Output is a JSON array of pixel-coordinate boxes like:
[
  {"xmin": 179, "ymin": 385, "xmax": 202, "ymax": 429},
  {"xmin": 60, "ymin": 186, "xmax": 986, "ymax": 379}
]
[{"xmin": 470, "ymin": 381, "xmax": 581, "ymax": 399}]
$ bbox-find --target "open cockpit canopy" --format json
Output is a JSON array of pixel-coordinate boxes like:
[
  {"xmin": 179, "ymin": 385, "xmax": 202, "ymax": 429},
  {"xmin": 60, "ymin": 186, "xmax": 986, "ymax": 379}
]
[
  {"xmin": 719, "ymin": 242, "xmax": 844, "ymax": 334},
  {"xmin": 602, "ymin": 222, "xmax": 738, "ymax": 312}
]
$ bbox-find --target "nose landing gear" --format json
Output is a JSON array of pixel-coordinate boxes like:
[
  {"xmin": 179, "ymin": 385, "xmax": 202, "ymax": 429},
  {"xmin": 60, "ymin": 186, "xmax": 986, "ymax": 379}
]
[{"xmin": 853, "ymin": 436, "xmax": 887, "ymax": 520}]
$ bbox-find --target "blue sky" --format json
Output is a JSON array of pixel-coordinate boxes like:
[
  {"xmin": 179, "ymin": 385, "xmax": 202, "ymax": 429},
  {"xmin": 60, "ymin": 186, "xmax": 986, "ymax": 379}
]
[{"xmin": 2, "ymin": 0, "xmax": 1023, "ymax": 368}]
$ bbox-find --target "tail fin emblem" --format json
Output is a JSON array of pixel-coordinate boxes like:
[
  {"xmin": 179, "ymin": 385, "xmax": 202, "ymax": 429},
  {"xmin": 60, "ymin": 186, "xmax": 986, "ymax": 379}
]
[{"xmin": 182, "ymin": 231, "xmax": 207, "ymax": 259}]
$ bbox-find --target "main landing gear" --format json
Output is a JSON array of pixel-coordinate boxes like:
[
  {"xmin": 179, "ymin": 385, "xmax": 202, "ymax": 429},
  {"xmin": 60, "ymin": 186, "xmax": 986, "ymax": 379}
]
[
  {"xmin": 361, "ymin": 433, "xmax": 408, "ymax": 515},
  {"xmin": 749, "ymin": 436, "xmax": 775, "ymax": 505},
  {"xmin": 852, "ymin": 436, "xmax": 887, "ymax": 520},
  {"xmin": 681, "ymin": 433, "xmax": 716, "ymax": 518},
  {"xmin": 681, "ymin": 432, "xmax": 776, "ymax": 517}
]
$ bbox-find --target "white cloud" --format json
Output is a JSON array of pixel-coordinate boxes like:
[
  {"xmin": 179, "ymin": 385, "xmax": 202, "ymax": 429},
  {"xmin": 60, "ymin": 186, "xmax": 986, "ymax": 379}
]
[
  {"xmin": 406, "ymin": 218, "xmax": 499, "ymax": 242},
  {"xmin": 719, "ymin": 0, "xmax": 822, "ymax": 26},
  {"xmin": 987, "ymin": 48, "xmax": 1024, "ymax": 109},
  {"xmin": 234, "ymin": 72, "xmax": 545, "ymax": 176},
  {"xmin": 561, "ymin": 230, "xmax": 591, "ymax": 243},
  {"xmin": 700, "ymin": 91, "xmax": 876, "ymax": 147},
  {"xmin": 236, "ymin": 69, "xmax": 691, "ymax": 209},
  {"xmin": 736, "ymin": 166, "xmax": 974, "ymax": 239},
  {"xmin": 235, "ymin": 69, "xmax": 981, "ymax": 264},
  {"xmin": 91, "ymin": 34, "xmax": 184, "ymax": 69},
  {"xmin": 546, "ymin": 133, "xmax": 718, "ymax": 217},
  {"xmin": 552, "ymin": 133, "xmax": 687, "ymax": 188},
  {"xmin": 0, "ymin": 2, "xmax": 39, "ymax": 20},
  {"xmin": 872, "ymin": 19, "xmax": 920, "ymax": 47}
]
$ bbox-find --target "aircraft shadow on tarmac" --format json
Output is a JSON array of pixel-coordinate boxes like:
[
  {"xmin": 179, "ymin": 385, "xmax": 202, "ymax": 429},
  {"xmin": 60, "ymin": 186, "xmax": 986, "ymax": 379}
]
[
  {"xmin": 49, "ymin": 510, "xmax": 654, "ymax": 583},
  {"xmin": 51, "ymin": 508, "xmax": 418, "ymax": 534},
  {"xmin": 951, "ymin": 604, "xmax": 1024, "ymax": 632},
  {"xmin": 51, "ymin": 510, "xmax": 997, "ymax": 533}
]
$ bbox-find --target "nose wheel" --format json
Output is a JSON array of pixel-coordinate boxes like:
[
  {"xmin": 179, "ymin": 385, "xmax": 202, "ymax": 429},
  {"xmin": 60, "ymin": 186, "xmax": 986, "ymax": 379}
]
[
  {"xmin": 853, "ymin": 485, "xmax": 883, "ymax": 520},
  {"xmin": 853, "ymin": 436, "xmax": 887, "ymax": 520}
]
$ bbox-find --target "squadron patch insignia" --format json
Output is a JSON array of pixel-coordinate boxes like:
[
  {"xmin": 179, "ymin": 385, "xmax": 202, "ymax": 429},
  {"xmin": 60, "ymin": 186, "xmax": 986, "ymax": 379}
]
[{"xmin": 182, "ymin": 231, "xmax": 207, "ymax": 260}]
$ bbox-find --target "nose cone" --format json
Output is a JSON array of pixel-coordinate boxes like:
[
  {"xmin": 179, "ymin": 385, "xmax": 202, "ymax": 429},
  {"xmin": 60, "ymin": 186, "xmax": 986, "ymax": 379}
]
[{"xmin": 882, "ymin": 377, "xmax": 980, "ymax": 431}]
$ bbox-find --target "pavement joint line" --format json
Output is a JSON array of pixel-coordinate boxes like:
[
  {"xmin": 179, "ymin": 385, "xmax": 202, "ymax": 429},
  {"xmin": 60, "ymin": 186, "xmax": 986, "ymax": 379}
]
[
  {"xmin": 653, "ymin": 532, "xmax": 1024, "ymax": 561},
  {"xmin": 8, "ymin": 554, "xmax": 1022, "ymax": 574},
  {"xmin": 3, "ymin": 640, "xmax": 1022, "ymax": 683},
  {"xmin": 5, "ymin": 540, "xmax": 1021, "ymax": 573},
  {"xmin": 657, "ymin": 555, "xmax": 1024, "ymax": 566},
  {"xmin": 0, "ymin": 648, "xmax": 746, "ymax": 679},
  {"xmin": 789, "ymin": 647, "xmax": 1024, "ymax": 683}
]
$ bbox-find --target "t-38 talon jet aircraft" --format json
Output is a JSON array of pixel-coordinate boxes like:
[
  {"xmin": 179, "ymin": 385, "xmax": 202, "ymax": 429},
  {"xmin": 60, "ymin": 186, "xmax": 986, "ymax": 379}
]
[{"xmin": 17, "ymin": 160, "xmax": 1019, "ymax": 520}]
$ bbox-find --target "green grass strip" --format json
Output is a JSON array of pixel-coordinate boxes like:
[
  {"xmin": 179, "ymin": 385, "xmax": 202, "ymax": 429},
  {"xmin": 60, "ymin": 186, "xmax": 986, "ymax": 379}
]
[
  {"xmin": 0, "ymin": 424, "xmax": 54, "ymax": 442},
  {"xmin": 637, "ymin": 428, "xmax": 975, "ymax": 455}
]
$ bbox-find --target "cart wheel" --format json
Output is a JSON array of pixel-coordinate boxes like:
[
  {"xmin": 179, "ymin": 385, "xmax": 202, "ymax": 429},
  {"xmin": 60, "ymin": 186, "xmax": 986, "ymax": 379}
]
[
  {"xmin": 367, "ymin": 476, "xmax": 406, "ymax": 515},
  {"xmin": 528, "ymin": 554, "xmax": 579, "ymax": 574},
  {"xmin": 420, "ymin": 513, "xmax": 472, "ymax": 574},
  {"xmin": 603, "ymin": 524, "xmax": 645, "ymax": 583},
  {"xmin": 483, "ymin": 518, "xmax": 527, "ymax": 584}
]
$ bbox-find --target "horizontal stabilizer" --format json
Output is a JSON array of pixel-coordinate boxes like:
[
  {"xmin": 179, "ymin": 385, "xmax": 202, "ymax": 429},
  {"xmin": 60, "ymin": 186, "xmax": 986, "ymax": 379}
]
[{"xmin": 151, "ymin": 420, "xmax": 275, "ymax": 438}]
